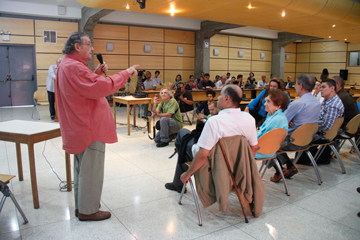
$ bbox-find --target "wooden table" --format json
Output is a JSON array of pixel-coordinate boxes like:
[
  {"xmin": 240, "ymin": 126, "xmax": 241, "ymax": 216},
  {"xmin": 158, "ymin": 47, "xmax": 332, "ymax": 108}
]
[
  {"xmin": 113, "ymin": 96, "xmax": 152, "ymax": 135},
  {"xmin": 0, "ymin": 120, "xmax": 71, "ymax": 209}
]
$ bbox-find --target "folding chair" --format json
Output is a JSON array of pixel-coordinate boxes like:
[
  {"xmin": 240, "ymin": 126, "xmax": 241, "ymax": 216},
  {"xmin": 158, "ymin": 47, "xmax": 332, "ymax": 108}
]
[
  {"xmin": 256, "ymin": 128, "xmax": 289, "ymax": 196},
  {"xmin": 335, "ymin": 114, "xmax": 360, "ymax": 158},
  {"xmin": 31, "ymin": 89, "xmax": 48, "ymax": 120},
  {"xmin": 0, "ymin": 174, "xmax": 28, "ymax": 224}
]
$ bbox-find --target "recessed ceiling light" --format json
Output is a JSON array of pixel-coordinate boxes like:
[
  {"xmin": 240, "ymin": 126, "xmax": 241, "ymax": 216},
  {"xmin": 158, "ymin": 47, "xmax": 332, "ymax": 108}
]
[
  {"xmin": 345, "ymin": 38, "xmax": 347, "ymax": 41},
  {"xmin": 248, "ymin": 4, "xmax": 252, "ymax": 9},
  {"xmin": 329, "ymin": 36, "xmax": 331, "ymax": 38},
  {"xmin": 332, "ymin": 24, "xmax": 336, "ymax": 27},
  {"xmin": 282, "ymin": 11, "xmax": 285, "ymax": 17},
  {"xmin": 168, "ymin": 4, "xmax": 180, "ymax": 16},
  {"xmin": 126, "ymin": 4, "xmax": 129, "ymax": 9}
]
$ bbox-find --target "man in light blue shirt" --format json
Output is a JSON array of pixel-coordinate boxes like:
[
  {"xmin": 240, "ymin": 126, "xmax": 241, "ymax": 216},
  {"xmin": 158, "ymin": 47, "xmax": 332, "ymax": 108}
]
[{"xmin": 271, "ymin": 74, "xmax": 321, "ymax": 183}]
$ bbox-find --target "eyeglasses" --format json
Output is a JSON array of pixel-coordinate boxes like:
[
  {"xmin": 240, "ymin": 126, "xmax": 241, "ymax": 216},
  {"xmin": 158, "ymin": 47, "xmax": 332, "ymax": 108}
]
[{"xmin": 83, "ymin": 42, "xmax": 93, "ymax": 48}]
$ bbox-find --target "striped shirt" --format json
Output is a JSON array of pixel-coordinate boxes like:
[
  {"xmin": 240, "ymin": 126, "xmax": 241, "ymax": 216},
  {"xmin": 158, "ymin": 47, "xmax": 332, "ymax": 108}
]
[{"xmin": 318, "ymin": 94, "xmax": 344, "ymax": 131}]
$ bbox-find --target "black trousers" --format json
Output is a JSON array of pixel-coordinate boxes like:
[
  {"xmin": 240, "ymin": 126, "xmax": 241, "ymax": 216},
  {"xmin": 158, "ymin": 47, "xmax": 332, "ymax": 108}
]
[{"xmin": 47, "ymin": 91, "xmax": 55, "ymax": 120}]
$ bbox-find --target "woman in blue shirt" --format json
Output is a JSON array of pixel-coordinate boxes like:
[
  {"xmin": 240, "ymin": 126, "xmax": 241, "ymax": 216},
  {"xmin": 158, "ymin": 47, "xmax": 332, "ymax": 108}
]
[
  {"xmin": 171, "ymin": 74, "xmax": 182, "ymax": 89},
  {"xmin": 245, "ymin": 79, "xmax": 287, "ymax": 127},
  {"xmin": 255, "ymin": 89, "xmax": 289, "ymax": 159}
]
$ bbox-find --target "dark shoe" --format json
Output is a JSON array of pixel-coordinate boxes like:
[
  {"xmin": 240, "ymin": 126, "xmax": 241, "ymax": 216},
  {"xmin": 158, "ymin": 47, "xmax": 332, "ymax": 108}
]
[
  {"xmin": 284, "ymin": 166, "xmax": 298, "ymax": 179},
  {"xmin": 165, "ymin": 182, "xmax": 186, "ymax": 193},
  {"xmin": 157, "ymin": 141, "xmax": 169, "ymax": 147},
  {"xmin": 169, "ymin": 133, "xmax": 177, "ymax": 142},
  {"xmin": 270, "ymin": 173, "xmax": 282, "ymax": 183},
  {"xmin": 78, "ymin": 210, "xmax": 111, "ymax": 221},
  {"xmin": 75, "ymin": 204, "xmax": 101, "ymax": 217}
]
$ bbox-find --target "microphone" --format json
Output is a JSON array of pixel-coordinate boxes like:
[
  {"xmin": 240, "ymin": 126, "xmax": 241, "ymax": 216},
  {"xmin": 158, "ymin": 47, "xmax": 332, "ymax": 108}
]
[{"xmin": 96, "ymin": 53, "xmax": 107, "ymax": 77}]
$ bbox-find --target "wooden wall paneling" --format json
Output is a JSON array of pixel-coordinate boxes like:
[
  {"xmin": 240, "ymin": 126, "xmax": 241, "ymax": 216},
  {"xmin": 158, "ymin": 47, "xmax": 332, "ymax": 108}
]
[
  {"xmin": 93, "ymin": 24, "xmax": 128, "ymax": 40},
  {"xmin": 0, "ymin": 17, "xmax": 34, "ymax": 36},
  {"xmin": 296, "ymin": 43, "xmax": 310, "ymax": 53},
  {"xmin": 285, "ymin": 63, "xmax": 296, "ymax": 73},
  {"xmin": 164, "ymin": 70, "xmax": 194, "ymax": 84},
  {"xmin": 228, "ymin": 60, "xmax": 251, "ymax": 71},
  {"xmin": 348, "ymin": 43, "xmax": 360, "ymax": 51},
  {"xmin": 310, "ymin": 41, "xmax": 347, "ymax": 52},
  {"xmin": 228, "ymin": 48, "xmax": 251, "ymax": 60},
  {"xmin": 93, "ymin": 39, "xmax": 128, "ymax": 55},
  {"xmin": 309, "ymin": 63, "xmax": 346, "ymax": 74},
  {"xmin": 285, "ymin": 53, "xmax": 296, "ymax": 62},
  {"xmin": 130, "ymin": 55, "xmax": 164, "ymax": 70},
  {"xmin": 210, "ymin": 58, "xmax": 228, "ymax": 71},
  {"xmin": 252, "ymin": 50, "xmax": 272, "ymax": 61},
  {"xmin": 36, "ymin": 70, "xmax": 48, "ymax": 86},
  {"xmin": 129, "ymin": 26, "xmax": 163, "ymax": 42},
  {"xmin": 309, "ymin": 52, "xmax": 347, "ymax": 63},
  {"xmin": 285, "ymin": 43, "xmax": 297, "ymax": 53},
  {"xmin": 209, "ymin": 71, "xmax": 228, "ymax": 80},
  {"xmin": 347, "ymin": 66, "xmax": 360, "ymax": 74},
  {"xmin": 296, "ymin": 53, "xmax": 310, "ymax": 62},
  {"xmin": 35, "ymin": 20, "xmax": 77, "ymax": 37},
  {"xmin": 164, "ymin": 57, "xmax": 194, "ymax": 70},
  {"xmin": 0, "ymin": 36, "xmax": 34, "ymax": 44},
  {"xmin": 210, "ymin": 46, "xmax": 228, "ymax": 59},
  {"xmin": 251, "ymin": 61, "xmax": 272, "ymax": 72},
  {"xmin": 210, "ymin": 34, "xmax": 229, "ymax": 47},
  {"xmin": 164, "ymin": 43, "xmax": 194, "ymax": 57},
  {"xmin": 130, "ymin": 41, "xmax": 164, "ymax": 55},
  {"xmin": 164, "ymin": 29, "xmax": 195, "ymax": 44},
  {"xmin": 252, "ymin": 72, "xmax": 270, "ymax": 79},
  {"xmin": 284, "ymin": 72, "xmax": 296, "ymax": 79},
  {"xmin": 296, "ymin": 63, "xmax": 310, "ymax": 73},
  {"xmin": 35, "ymin": 37, "xmax": 66, "ymax": 53},
  {"xmin": 228, "ymin": 36, "xmax": 251, "ymax": 49},
  {"xmin": 347, "ymin": 74, "xmax": 360, "ymax": 84},
  {"xmin": 93, "ymin": 54, "xmax": 129, "ymax": 70},
  {"xmin": 36, "ymin": 53, "xmax": 64, "ymax": 70},
  {"xmin": 252, "ymin": 39, "xmax": 272, "ymax": 51}
]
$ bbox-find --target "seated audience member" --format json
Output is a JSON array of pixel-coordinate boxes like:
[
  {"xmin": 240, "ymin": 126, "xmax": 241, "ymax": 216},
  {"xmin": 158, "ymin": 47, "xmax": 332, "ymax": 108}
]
[
  {"xmin": 245, "ymin": 79, "xmax": 286, "ymax": 127},
  {"xmin": 231, "ymin": 76, "xmax": 238, "ymax": 85},
  {"xmin": 255, "ymin": 89, "xmax": 289, "ymax": 159},
  {"xmin": 318, "ymin": 79, "xmax": 344, "ymax": 132},
  {"xmin": 312, "ymin": 80, "xmax": 323, "ymax": 103},
  {"xmin": 257, "ymin": 75, "xmax": 269, "ymax": 89},
  {"xmin": 196, "ymin": 72, "xmax": 204, "ymax": 84},
  {"xmin": 207, "ymin": 100, "xmax": 220, "ymax": 118},
  {"xmin": 270, "ymin": 73, "xmax": 275, "ymax": 80},
  {"xmin": 245, "ymin": 72, "xmax": 256, "ymax": 89},
  {"xmin": 216, "ymin": 75, "xmax": 228, "ymax": 89},
  {"xmin": 272, "ymin": 74, "xmax": 321, "ymax": 182},
  {"xmin": 333, "ymin": 76, "xmax": 359, "ymax": 128},
  {"xmin": 152, "ymin": 70, "xmax": 162, "ymax": 86},
  {"xmin": 171, "ymin": 74, "xmax": 182, "ymax": 90},
  {"xmin": 185, "ymin": 75, "xmax": 197, "ymax": 90},
  {"xmin": 165, "ymin": 85, "xmax": 258, "ymax": 193},
  {"xmin": 214, "ymin": 75, "xmax": 220, "ymax": 83},
  {"xmin": 198, "ymin": 73, "xmax": 215, "ymax": 89},
  {"xmin": 143, "ymin": 71, "xmax": 156, "ymax": 90},
  {"xmin": 285, "ymin": 76, "xmax": 295, "ymax": 88},
  {"xmin": 320, "ymin": 68, "xmax": 329, "ymax": 81},
  {"xmin": 237, "ymin": 74, "xmax": 244, "ymax": 88},
  {"xmin": 196, "ymin": 89, "xmax": 215, "ymax": 120},
  {"xmin": 151, "ymin": 87, "xmax": 183, "ymax": 147},
  {"xmin": 176, "ymin": 82, "xmax": 194, "ymax": 122},
  {"xmin": 226, "ymin": 72, "xmax": 231, "ymax": 82}
]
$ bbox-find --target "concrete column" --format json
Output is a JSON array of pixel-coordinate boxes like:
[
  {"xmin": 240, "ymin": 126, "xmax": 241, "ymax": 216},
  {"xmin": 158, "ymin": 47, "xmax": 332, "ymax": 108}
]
[
  {"xmin": 78, "ymin": 7, "xmax": 114, "ymax": 70},
  {"xmin": 272, "ymin": 32, "xmax": 320, "ymax": 80},
  {"xmin": 195, "ymin": 21, "xmax": 242, "ymax": 78}
]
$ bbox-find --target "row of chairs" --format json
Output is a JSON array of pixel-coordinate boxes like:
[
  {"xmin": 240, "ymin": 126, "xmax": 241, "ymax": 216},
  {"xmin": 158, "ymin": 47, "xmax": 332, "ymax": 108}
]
[{"xmin": 179, "ymin": 114, "xmax": 360, "ymax": 225}]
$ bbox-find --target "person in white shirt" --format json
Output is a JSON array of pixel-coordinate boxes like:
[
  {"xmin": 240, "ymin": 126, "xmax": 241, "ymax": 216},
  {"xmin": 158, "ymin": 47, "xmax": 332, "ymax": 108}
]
[
  {"xmin": 165, "ymin": 85, "xmax": 258, "ymax": 192},
  {"xmin": 226, "ymin": 72, "xmax": 231, "ymax": 82},
  {"xmin": 312, "ymin": 80, "xmax": 324, "ymax": 103},
  {"xmin": 216, "ymin": 75, "xmax": 228, "ymax": 89},
  {"xmin": 143, "ymin": 71, "xmax": 156, "ymax": 90},
  {"xmin": 257, "ymin": 75, "xmax": 268, "ymax": 89},
  {"xmin": 46, "ymin": 57, "xmax": 62, "ymax": 121},
  {"xmin": 151, "ymin": 70, "xmax": 162, "ymax": 86}
]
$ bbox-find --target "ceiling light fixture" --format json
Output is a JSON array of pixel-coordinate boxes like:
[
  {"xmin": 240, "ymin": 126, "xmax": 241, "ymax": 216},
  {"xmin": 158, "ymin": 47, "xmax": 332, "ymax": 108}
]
[
  {"xmin": 345, "ymin": 38, "xmax": 347, "ymax": 41},
  {"xmin": 332, "ymin": 24, "xmax": 336, "ymax": 27},
  {"xmin": 126, "ymin": 4, "xmax": 129, "ymax": 9},
  {"xmin": 248, "ymin": 4, "xmax": 252, "ymax": 9},
  {"xmin": 282, "ymin": 11, "xmax": 285, "ymax": 17},
  {"xmin": 329, "ymin": 36, "xmax": 331, "ymax": 38},
  {"xmin": 168, "ymin": 4, "xmax": 179, "ymax": 16}
]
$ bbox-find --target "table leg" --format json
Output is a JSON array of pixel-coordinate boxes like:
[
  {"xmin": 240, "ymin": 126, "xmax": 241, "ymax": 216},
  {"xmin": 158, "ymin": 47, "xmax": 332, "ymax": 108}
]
[
  {"xmin": 127, "ymin": 103, "xmax": 130, "ymax": 135},
  {"xmin": 133, "ymin": 104, "xmax": 137, "ymax": 127},
  {"xmin": 15, "ymin": 143, "xmax": 23, "ymax": 181},
  {"xmin": 148, "ymin": 102, "xmax": 152, "ymax": 133},
  {"xmin": 28, "ymin": 143, "xmax": 39, "ymax": 209},
  {"xmin": 65, "ymin": 152, "xmax": 72, "ymax": 191},
  {"xmin": 113, "ymin": 99, "xmax": 117, "ymax": 126}
]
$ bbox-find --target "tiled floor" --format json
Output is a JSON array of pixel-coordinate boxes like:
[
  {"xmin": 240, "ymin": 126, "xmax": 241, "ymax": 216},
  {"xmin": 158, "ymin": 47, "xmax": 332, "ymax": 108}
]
[{"xmin": 0, "ymin": 105, "xmax": 359, "ymax": 240}]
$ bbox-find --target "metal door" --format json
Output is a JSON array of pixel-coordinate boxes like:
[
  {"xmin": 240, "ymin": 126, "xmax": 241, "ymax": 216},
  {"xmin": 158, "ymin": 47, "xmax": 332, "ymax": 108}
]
[{"xmin": 0, "ymin": 45, "xmax": 36, "ymax": 107}]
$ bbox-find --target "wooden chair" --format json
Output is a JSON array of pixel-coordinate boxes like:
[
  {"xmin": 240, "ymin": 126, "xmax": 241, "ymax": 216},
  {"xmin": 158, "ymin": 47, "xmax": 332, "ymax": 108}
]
[
  {"xmin": 311, "ymin": 118, "xmax": 346, "ymax": 173},
  {"xmin": 31, "ymin": 89, "xmax": 48, "ymax": 120},
  {"xmin": 0, "ymin": 174, "xmax": 28, "ymax": 224},
  {"xmin": 335, "ymin": 114, "xmax": 360, "ymax": 158},
  {"xmin": 256, "ymin": 128, "xmax": 289, "ymax": 195}
]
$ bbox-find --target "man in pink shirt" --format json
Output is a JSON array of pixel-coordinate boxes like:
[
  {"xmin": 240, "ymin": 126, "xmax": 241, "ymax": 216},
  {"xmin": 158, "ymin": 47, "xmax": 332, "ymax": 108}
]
[{"xmin": 56, "ymin": 32, "xmax": 138, "ymax": 221}]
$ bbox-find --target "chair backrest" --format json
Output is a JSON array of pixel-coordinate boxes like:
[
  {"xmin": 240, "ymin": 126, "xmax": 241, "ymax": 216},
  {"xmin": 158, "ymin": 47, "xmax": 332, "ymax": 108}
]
[
  {"xmin": 290, "ymin": 122, "xmax": 319, "ymax": 146},
  {"xmin": 257, "ymin": 128, "xmax": 287, "ymax": 155},
  {"xmin": 344, "ymin": 114, "xmax": 360, "ymax": 134},
  {"xmin": 33, "ymin": 89, "xmax": 47, "ymax": 101},
  {"xmin": 323, "ymin": 118, "xmax": 343, "ymax": 139}
]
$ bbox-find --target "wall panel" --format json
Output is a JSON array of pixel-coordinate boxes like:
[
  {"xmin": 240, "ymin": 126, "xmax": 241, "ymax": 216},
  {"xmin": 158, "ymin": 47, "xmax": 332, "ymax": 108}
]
[
  {"xmin": 210, "ymin": 59, "xmax": 228, "ymax": 71},
  {"xmin": 296, "ymin": 53, "xmax": 310, "ymax": 63},
  {"xmin": 164, "ymin": 29, "xmax": 195, "ymax": 44},
  {"xmin": 93, "ymin": 55, "xmax": 128, "ymax": 70},
  {"xmin": 252, "ymin": 50, "xmax": 272, "ymax": 61},
  {"xmin": 129, "ymin": 26, "xmax": 164, "ymax": 42},
  {"xmin": 1, "ymin": 17, "xmax": 34, "ymax": 35},
  {"xmin": 310, "ymin": 52, "xmax": 347, "ymax": 63},
  {"xmin": 348, "ymin": 43, "xmax": 360, "ymax": 51},
  {"xmin": 285, "ymin": 63, "xmax": 296, "ymax": 73},
  {"xmin": 35, "ymin": 20, "xmax": 77, "ymax": 37},
  {"xmin": 93, "ymin": 39, "xmax": 128, "ymax": 55},
  {"xmin": 210, "ymin": 46, "xmax": 228, "ymax": 59},
  {"xmin": 252, "ymin": 39, "xmax": 272, "ymax": 51},
  {"xmin": 297, "ymin": 43, "xmax": 310, "ymax": 53},
  {"xmin": 130, "ymin": 56, "xmax": 163, "ymax": 70},
  {"xmin": 164, "ymin": 43, "xmax": 194, "ymax": 57},
  {"xmin": 130, "ymin": 41, "xmax": 164, "ymax": 55},
  {"xmin": 210, "ymin": 34, "xmax": 228, "ymax": 47},
  {"xmin": 296, "ymin": 63, "xmax": 310, "ymax": 73},
  {"xmin": 347, "ymin": 67, "xmax": 360, "ymax": 74},
  {"xmin": 228, "ymin": 48, "xmax": 251, "ymax": 60},
  {"xmin": 285, "ymin": 43, "xmax": 297, "ymax": 53},
  {"xmin": 0, "ymin": 36, "xmax": 34, "ymax": 44},
  {"xmin": 310, "ymin": 41, "xmax": 347, "ymax": 52},
  {"xmin": 93, "ymin": 24, "xmax": 128, "ymax": 40},
  {"xmin": 228, "ymin": 60, "xmax": 251, "ymax": 71},
  {"xmin": 36, "ymin": 54, "xmax": 64, "ymax": 70},
  {"xmin": 35, "ymin": 37, "xmax": 66, "ymax": 53},
  {"xmin": 309, "ymin": 63, "xmax": 346, "ymax": 74},
  {"xmin": 251, "ymin": 61, "xmax": 271, "ymax": 72},
  {"xmin": 164, "ymin": 57, "xmax": 194, "ymax": 70},
  {"xmin": 229, "ymin": 36, "xmax": 251, "ymax": 49},
  {"xmin": 36, "ymin": 70, "xmax": 48, "ymax": 86},
  {"xmin": 285, "ymin": 53, "xmax": 296, "ymax": 62}
]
